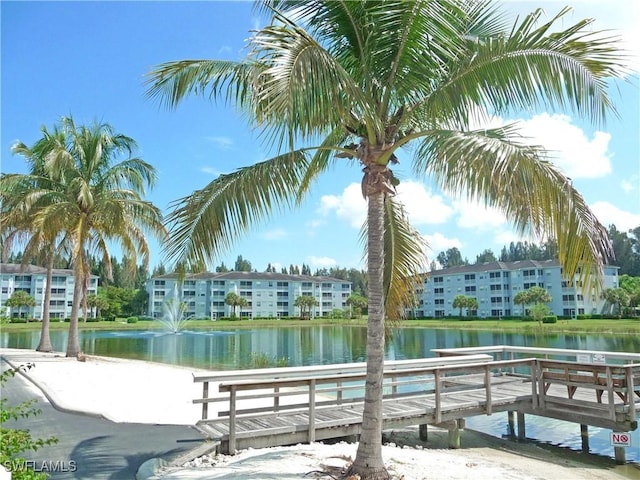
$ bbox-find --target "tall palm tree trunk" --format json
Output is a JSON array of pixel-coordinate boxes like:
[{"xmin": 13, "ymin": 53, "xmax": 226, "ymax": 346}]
[
  {"xmin": 36, "ymin": 253, "xmax": 54, "ymax": 352},
  {"xmin": 66, "ymin": 261, "xmax": 83, "ymax": 357},
  {"xmin": 348, "ymin": 191, "xmax": 389, "ymax": 479}
]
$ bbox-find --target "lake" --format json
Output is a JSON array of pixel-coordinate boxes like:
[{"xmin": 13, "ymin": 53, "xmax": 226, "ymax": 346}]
[{"xmin": 2, "ymin": 324, "xmax": 638, "ymax": 463}]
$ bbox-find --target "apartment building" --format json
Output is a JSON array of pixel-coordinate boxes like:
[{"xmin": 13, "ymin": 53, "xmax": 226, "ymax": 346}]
[
  {"xmin": 147, "ymin": 271, "xmax": 352, "ymax": 319},
  {"xmin": 0, "ymin": 263, "xmax": 98, "ymax": 320},
  {"xmin": 413, "ymin": 259, "xmax": 619, "ymax": 319}
]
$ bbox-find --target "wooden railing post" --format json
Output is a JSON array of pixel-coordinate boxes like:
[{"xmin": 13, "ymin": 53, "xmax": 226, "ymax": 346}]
[
  {"xmin": 201, "ymin": 381, "xmax": 209, "ymax": 420},
  {"xmin": 309, "ymin": 379, "xmax": 316, "ymax": 442},
  {"xmin": 606, "ymin": 366, "xmax": 616, "ymax": 421},
  {"xmin": 627, "ymin": 367, "xmax": 636, "ymax": 425},
  {"xmin": 434, "ymin": 369, "xmax": 442, "ymax": 424},
  {"xmin": 229, "ymin": 385, "xmax": 237, "ymax": 454},
  {"xmin": 274, "ymin": 386, "xmax": 280, "ymax": 412},
  {"xmin": 484, "ymin": 365, "xmax": 492, "ymax": 415}
]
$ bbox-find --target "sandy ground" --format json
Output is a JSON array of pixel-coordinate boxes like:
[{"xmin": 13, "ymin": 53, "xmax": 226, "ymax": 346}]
[{"xmin": 1, "ymin": 348, "xmax": 638, "ymax": 480}]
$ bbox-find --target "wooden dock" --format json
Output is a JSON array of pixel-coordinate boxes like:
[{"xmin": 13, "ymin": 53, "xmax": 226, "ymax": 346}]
[{"xmin": 192, "ymin": 346, "xmax": 640, "ymax": 463}]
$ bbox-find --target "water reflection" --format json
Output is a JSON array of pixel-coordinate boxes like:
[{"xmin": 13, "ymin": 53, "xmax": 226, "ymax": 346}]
[{"xmin": 1, "ymin": 325, "xmax": 638, "ymax": 462}]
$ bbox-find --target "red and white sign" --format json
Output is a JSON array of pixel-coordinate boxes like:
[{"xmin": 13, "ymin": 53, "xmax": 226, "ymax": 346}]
[{"xmin": 610, "ymin": 432, "xmax": 632, "ymax": 447}]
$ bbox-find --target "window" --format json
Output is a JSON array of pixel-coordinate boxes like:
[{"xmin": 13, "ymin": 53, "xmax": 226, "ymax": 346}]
[
  {"xmin": 490, "ymin": 284, "xmax": 502, "ymax": 291},
  {"xmin": 434, "ymin": 287, "xmax": 444, "ymax": 294},
  {"xmin": 465, "ymin": 286, "xmax": 476, "ymax": 293},
  {"xmin": 433, "ymin": 277, "xmax": 443, "ymax": 283},
  {"xmin": 464, "ymin": 274, "xmax": 475, "ymax": 281},
  {"xmin": 240, "ymin": 281, "xmax": 252, "ymax": 287},
  {"xmin": 434, "ymin": 299, "xmax": 444, "ymax": 305}
]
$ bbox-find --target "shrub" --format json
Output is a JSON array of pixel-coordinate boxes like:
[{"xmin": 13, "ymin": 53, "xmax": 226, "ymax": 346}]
[
  {"xmin": 9, "ymin": 318, "xmax": 27, "ymax": 324},
  {"xmin": 542, "ymin": 315, "xmax": 558, "ymax": 324},
  {"xmin": 126, "ymin": 316, "xmax": 138, "ymax": 324}
]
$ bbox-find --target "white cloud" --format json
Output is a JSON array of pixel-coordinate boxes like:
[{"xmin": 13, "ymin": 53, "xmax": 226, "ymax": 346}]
[
  {"xmin": 422, "ymin": 232, "xmax": 462, "ymax": 255},
  {"xmin": 318, "ymin": 183, "xmax": 366, "ymax": 228},
  {"xmin": 206, "ymin": 136, "xmax": 234, "ymax": 149},
  {"xmin": 453, "ymin": 198, "xmax": 507, "ymax": 230},
  {"xmin": 516, "ymin": 113, "xmax": 612, "ymax": 179},
  {"xmin": 591, "ymin": 201, "xmax": 640, "ymax": 230},
  {"xmin": 396, "ymin": 181, "xmax": 455, "ymax": 225},
  {"xmin": 319, "ymin": 181, "xmax": 455, "ymax": 229},
  {"xmin": 308, "ymin": 256, "xmax": 337, "ymax": 268},
  {"xmin": 261, "ymin": 229, "xmax": 287, "ymax": 241}
]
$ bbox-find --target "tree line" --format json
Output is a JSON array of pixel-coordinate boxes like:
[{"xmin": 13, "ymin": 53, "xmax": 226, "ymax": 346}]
[{"xmin": 434, "ymin": 225, "xmax": 640, "ymax": 276}]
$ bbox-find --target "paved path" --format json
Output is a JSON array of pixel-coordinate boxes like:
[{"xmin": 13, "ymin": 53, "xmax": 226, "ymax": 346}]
[{"xmin": 1, "ymin": 359, "xmax": 205, "ymax": 479}]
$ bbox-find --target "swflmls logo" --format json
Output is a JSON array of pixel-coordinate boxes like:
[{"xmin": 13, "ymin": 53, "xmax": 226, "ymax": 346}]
[{"xmin": 2, "ymin": 460, "xmax": 78, "ymax": 473}]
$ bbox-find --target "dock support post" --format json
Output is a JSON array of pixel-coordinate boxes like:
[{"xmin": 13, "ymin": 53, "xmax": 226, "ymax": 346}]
[
  {"xmin": 580, "ymin": 425, "xmax": 589, "ymax": 453},
  {"xmin": 517, "ymin": 412, "xmax": 526, "ymax": 440},
  {"xmin": 448, "ymin": 422, "xmax": 460, "ymax": 449},
  {"xmin": 419, "ymin": 424, "xmax": 428, "ymax": 441},
  {"xmin": 507, "ymin": 411, "xmax": 515, "ymax": 437},
  {"xmin": 614, "ymin": 446, "xmax": 626, "ymax": 465}
]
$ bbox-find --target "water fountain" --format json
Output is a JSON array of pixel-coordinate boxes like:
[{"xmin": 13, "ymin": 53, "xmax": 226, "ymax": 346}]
[{"xmin": 158, "ymin": 285, "xmax": 190, "ymax": 333}]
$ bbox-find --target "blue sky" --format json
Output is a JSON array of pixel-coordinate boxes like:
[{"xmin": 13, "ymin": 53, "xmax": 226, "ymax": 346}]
[{"xmin": 2, "ymin": 1, "xmax": 639, "ymax": 273}]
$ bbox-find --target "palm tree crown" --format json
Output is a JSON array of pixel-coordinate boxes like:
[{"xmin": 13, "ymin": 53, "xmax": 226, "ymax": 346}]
[
  {"xmin": 146, "ymin": 2, "xmax": 627, "ymax": 477},
  {"xmin": 3, "ymin": 117, "xmax": 167, "ymax": 357}
]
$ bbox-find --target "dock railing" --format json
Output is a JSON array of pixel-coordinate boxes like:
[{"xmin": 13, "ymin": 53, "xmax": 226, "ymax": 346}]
[
  {"xmin": 194, "ymin": 355, "xmax": 538, "ymax": 453},
  {"xmin": 434, "ymin": 346, "xmax": 640, "ymax": 426}
]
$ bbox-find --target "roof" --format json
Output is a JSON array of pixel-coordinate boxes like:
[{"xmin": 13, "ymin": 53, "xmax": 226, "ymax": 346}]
[
  {"xmin": 0, "ymin": 263, "xmax": 98, "ymax": 278},
  {"xmin": 152, "ymin": 271, "xmax": 348, "ymax": 283},
  {"xmin": 429, "ymin": 259, "xmax": 562, "ymax": 276}
]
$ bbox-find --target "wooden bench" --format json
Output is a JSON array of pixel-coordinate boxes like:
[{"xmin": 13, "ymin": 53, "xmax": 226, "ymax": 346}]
[{"xmin": 541, "ymin": 362, "xmax": 640, "ymax": 404}]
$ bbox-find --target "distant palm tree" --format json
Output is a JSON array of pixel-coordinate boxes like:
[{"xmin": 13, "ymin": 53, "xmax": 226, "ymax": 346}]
[
  {"xmin": 1, "ymin": 125, "xmax": 71, "ymax": 352},
  {"xmin": 6, "ymin": 117, "xmax": 166, "ymax": 357},
  {"xmin": 146, "ymin": 2, "xmax": 626, "ymax": 477}
]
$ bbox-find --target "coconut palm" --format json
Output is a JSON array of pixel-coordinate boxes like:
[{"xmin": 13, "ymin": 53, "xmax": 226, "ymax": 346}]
[
  {"xmin": 1, "ymin": 125, "xmax": 71, "ymax": 352},
  {"xmin": 146, "ymin": 2, "xmax": 625, "ymax": 477},
  {"xmin": 9, "ymin": 117, "xmax": 167, "ymax": 357}
]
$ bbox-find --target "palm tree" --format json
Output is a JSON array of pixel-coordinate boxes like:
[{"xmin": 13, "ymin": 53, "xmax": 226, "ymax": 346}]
[
  {"xmin": 12, "ymin": 117, "xmax": 166, "ymax": 357},
  {"xmin": 1, "ymin": 125, "xmax": 71, "ymax": 352},
  {"xmin": 146, "ymin": 2, "xmax": 625, "ymax": 477}
]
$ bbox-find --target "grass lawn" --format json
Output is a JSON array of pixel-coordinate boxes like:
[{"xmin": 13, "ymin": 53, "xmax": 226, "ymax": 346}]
[{"xmin": 2, "ymin": 316, "xmax": 639, "ymax": 335}]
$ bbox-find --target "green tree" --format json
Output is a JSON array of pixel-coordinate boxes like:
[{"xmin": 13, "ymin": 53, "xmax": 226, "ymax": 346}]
[
  {"xmin": 12, "ymin": 117, "xmax": 166, "ymax": 356},
  {"xmin": 87, "ymin": 293, "xmax": 110, "ymax": 318},
  {"xmin": 525, "ymin": 286, "xmax": 553, "ymax": 325},
  {"xmin": 436, "ymin": 248, "xmax": 468, "ymax": 269},
  {"xmin": 602, "ymin": 287, "xmax": 630, "ymax": 318},
  {"xmin": 5, "ymin": 291, "xmax": 36, "ymax": 320},
  {"xmin": 146, "ymin": 3, "xmax": 624, "ymax": 477},
  {"xmin": 466, "ymin": 297, "xmax": 479, "ymax": 316},
  {"xmin": 513, "ymin": 290, "xmax": 531, "ymax": 318},
  {"xmin": 234, "ymin": 255, "xmax": 252, "ymax": 272},
  {"xmin": 346, "ymin": 293, "xmax": 368, "ymax": 319},
  {"xmin": 225, "ymin": 292, "xmax": 248, "ymax": 317},
  {"xmin": 475, "ymin": 249, "xmax": 497, "ymax": 264},
  {"xmin": 2, "ymin": 125, "xmax": 72, "ymax": 351},
  {"xmin": 619, "ymin": 275, "xmax": 640, "ymax": 315},
  {"xmin": 452, "ymin": 294, "xmax": 468, "ymax": 318},
  {"xmin": 294, "ymin": 295, "xmax": 318, "ymax": 319}
]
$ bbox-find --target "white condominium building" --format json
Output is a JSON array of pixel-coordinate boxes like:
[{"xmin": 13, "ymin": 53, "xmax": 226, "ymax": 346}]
[
  {"xmin": 147, "ymin": 271, "xmax": 352, "ymax": 319},
  {"xmin": 0, "ymin": 263, "xmax": 98, "ymax": 320},
  {"xmin": 414, "ymin": 259, "xmax": 619, "ymax": 319}
]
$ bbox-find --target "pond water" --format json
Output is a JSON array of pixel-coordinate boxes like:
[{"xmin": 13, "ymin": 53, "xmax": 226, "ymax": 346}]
[{"xmin": 2, "ymin": 325, "xmax": 638, "ymax": 463}]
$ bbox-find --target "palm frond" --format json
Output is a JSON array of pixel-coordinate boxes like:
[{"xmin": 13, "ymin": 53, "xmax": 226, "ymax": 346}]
[
  {"xmin": 164, "ymin": 149, "xmax": 311, "ymax": 266},
  {"xmin": 414, "ymin": 126, "xmax": 611, "ymax": 286},
  {"xmin": 360, "ymin": 196, "xmax": 428, "ymax": 321},
  {"xmin": 145, "ymin": 59, "xmax": 257, "ymax": 110}
]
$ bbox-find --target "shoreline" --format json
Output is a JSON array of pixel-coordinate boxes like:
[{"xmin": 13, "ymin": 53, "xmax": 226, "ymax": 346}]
[{"xmin": 2, "ymin": 348, "xmax": 638, "ymax": 479}]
